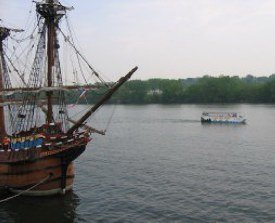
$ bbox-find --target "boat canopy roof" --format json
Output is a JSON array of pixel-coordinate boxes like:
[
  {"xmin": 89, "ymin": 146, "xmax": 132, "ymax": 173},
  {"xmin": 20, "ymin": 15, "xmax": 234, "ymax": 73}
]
[{"xmin": 202, "ymin": 112, "xmax": 238, "ymax": 117}]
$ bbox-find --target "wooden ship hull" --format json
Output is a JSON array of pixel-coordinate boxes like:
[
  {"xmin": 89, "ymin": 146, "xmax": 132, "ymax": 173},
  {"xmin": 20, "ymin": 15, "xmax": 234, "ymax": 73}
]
[{"xmin": 0, "ymin": 136, "xmax": 88, "ymax": 195}]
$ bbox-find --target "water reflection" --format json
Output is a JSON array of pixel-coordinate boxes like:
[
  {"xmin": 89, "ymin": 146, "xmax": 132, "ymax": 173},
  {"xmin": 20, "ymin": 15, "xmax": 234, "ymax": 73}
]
[{"xmin": 0, "ymin": 189, "xmax": 80, "ymax": 223}]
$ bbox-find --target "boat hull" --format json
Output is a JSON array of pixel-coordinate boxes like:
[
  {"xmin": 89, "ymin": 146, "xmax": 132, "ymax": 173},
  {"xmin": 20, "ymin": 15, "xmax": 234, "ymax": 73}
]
[
  {"xmin": 0, "ymin": 144, "xmax": 86, "ymax": 196},
  {"xmin": 201, "ymin": 117, "xmax": 246, "ymax": 124},
  {"xmin": 9, "ymin": 184, "xmax": 73, "ymax": 196}
]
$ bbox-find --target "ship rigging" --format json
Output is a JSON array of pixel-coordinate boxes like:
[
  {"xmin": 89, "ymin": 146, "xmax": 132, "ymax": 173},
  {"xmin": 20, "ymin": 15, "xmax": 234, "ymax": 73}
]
[{"xmin": 0, "ymin": 0, "xmax": 137, "ymax": 196}]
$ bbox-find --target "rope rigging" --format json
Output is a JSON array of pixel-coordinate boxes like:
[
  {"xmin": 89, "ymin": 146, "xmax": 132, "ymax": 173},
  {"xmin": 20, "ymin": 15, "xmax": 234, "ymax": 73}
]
[
  {"xmin": 54, "ymin": 33, "xmax": 69, "ymax": 132},
  {"xmin": 0, "ymin": 174, "xmax": 52, "ymax": 203},
  {"xmin": 58, "ymin": 26, "xmax": 109, "ymax": 87},
  {"xmin": 104, "ymin": 103, "xmax": 117, "ymax": 133},
  {"xmin": 64, "ymin": 15, "xmax": 88, "ymax": 85},
  {"xmin": 13, "ymin": 19, "xmax": 47, "ymax": 132},
  {"xmin": 1, "ymin": 0, "xmax": 124, "ymax": 135},
  {"xmin": 3, "ymin": 52, "xmax": 27, "ymax": 86}
]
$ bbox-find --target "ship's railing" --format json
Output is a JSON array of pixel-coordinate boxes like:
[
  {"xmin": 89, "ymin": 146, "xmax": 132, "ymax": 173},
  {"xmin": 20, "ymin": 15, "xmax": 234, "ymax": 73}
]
[{"xmin": 202, "ymin": 112, "xmax": 238, "ymax": 117}]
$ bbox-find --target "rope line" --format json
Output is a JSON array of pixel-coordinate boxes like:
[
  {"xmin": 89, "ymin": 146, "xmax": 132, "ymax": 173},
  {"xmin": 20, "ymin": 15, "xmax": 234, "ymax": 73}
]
[
  {"xmin": 104, "ymin": 103, "xmax": 117, "ymax": 133},
  {"xmin": 0, "ymin": 174, "xmax": 52, "ymax": 203}
]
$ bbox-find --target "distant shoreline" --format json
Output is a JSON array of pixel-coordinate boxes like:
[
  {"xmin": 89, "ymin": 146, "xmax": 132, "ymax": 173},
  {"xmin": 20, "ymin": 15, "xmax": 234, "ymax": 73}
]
[{"xmin": 66, "ymin": 75, "xmax": 275, "ymax": 104}]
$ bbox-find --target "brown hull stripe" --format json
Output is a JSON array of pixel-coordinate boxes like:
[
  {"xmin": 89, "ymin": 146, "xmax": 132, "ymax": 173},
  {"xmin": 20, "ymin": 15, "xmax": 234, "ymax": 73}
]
[
  {"xmin": 0, "ymin": 154, "xmax": 60, "ymax": 165},
  {"xmin": 0, "ymin": 163, "xmax": 66, "ymax": 176},
  {"xmin": 7, "ymin": 175, "xmax": 74, "ymax": 190}
]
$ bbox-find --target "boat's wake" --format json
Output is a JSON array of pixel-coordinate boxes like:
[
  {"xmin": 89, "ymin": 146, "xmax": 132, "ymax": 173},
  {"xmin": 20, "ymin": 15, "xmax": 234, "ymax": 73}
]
[{"xmin": 147, "ymin": 119, "xmax": 200, "ymax": 124}]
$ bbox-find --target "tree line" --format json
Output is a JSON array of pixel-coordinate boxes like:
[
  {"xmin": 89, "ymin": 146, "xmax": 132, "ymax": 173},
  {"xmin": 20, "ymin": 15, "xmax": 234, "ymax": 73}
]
[{"xmin": 66, "ymin": 75, "xmax": 275, "ymax": 104}]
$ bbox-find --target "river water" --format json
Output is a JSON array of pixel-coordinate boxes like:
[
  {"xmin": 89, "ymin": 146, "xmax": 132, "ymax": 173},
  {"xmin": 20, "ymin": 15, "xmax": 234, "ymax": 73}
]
[{"xmin": 1, "ymin": 104, "xmax": 275, "ymax": 222}]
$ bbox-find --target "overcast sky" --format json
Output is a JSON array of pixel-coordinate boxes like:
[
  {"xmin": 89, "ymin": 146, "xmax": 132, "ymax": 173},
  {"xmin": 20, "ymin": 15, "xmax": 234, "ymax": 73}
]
[{"xmin": 1, "ymin": 0, "xmax": 275, "ymax": 80}]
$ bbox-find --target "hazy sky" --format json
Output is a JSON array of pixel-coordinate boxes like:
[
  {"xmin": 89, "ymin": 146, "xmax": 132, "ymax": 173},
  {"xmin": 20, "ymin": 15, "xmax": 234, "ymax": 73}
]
[{"xmin": 1, "ymin": 0, "xmax": 275, "ymax": 80}]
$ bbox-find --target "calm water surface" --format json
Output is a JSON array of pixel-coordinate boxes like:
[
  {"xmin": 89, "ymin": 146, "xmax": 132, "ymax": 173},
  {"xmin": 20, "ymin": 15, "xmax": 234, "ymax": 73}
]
[{"xmin": 1, "ymin": 104, "xmax": 275, "ymax": 222}]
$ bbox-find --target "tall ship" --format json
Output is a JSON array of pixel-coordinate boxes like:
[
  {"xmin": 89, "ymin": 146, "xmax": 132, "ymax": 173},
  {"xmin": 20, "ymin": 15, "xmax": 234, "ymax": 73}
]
[{"xmin": 0, "ymin": 0, "xmax": 137, "ymax": 196}]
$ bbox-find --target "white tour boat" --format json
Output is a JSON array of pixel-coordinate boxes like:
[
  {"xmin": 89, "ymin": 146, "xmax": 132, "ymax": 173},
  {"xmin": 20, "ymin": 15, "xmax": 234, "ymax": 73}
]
[{"xmin": 201, "ymin": 112, "xmax": 246, "ymax": 124}]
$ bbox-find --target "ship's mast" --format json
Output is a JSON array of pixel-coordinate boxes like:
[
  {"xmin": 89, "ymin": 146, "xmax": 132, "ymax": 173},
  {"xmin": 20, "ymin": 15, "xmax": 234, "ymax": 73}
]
[
  {"xmin": 35, "ymin": 1, "xmax": 138, "ymax": 133},
  {"xmin": 0, "ymin": 27, "xmax": 10, "ymax": 137},
  {"xmin": 46, "ymin": 0, "xmax": 55, "ymax": 124},
  {"xmin": 37, "ymin": 0, "xmax": 66, "ymax": 124}
]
